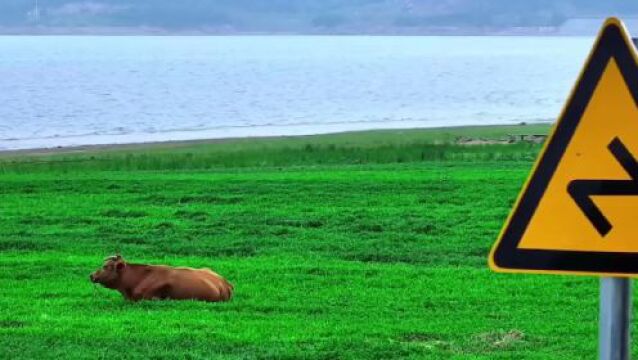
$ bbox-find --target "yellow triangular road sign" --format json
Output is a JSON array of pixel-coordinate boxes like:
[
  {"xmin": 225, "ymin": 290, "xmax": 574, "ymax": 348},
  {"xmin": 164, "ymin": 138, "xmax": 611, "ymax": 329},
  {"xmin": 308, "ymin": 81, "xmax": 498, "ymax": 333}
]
[{"xmin": 489, "ymin": 17, "xmax": 638, "ymax": 276}]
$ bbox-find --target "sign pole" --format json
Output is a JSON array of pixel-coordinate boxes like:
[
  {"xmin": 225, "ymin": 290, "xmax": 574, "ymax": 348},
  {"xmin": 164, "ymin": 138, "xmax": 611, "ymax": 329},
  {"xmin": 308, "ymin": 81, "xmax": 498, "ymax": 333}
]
[{"xmin": 599, "ymin": 277, "xmax": 631, "ymax": 360}]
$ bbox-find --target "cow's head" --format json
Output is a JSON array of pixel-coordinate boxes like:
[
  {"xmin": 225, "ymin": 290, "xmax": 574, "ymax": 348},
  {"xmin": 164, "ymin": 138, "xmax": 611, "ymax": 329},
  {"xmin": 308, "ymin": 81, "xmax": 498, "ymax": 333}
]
[{"xmin": 90, "ymin": 254, "xmax": 126, "ymax": 288}]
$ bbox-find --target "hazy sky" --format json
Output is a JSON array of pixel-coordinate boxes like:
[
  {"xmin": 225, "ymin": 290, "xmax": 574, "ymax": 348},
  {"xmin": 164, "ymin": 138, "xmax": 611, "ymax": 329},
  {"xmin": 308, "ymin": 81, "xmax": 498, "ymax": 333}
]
[{"xmin": 2, "ymin": 0, "xmax": 638, "ymax": 34}]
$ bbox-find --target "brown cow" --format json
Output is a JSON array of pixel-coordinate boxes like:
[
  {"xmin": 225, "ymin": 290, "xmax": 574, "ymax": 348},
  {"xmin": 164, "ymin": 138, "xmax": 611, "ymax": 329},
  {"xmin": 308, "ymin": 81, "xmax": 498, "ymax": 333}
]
[{"xmin": 90, "ymin": 255, "xmax": 233, "ymax": 302}]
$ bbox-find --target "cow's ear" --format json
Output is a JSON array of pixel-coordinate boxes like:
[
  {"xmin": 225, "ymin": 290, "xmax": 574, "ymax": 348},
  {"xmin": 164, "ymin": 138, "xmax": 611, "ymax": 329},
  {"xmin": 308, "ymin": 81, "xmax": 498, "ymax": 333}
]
[{"xmin": 116, "ymin": 262, "xmax": 125, "ymax": 272}]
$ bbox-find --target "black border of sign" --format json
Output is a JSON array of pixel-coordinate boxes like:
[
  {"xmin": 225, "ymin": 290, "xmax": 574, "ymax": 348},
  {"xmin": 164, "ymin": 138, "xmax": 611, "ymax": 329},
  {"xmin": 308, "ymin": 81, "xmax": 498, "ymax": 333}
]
[{"xmin": 490, "ymin": 19, "xmax": 638, "ymax": 275}]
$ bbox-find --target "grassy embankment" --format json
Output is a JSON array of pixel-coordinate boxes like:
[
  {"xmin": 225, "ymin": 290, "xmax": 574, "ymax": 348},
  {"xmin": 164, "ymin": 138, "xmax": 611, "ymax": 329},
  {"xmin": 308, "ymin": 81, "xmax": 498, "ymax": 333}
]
[{"xmin": 0, "ymin": 125, "xmax": 610, "ymax": 359}]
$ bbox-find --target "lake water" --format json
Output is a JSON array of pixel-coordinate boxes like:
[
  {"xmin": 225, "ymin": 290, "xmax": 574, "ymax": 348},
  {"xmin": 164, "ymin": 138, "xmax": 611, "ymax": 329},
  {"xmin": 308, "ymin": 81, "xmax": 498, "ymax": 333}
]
[{"xmin": 0, "ymin": 36, "xmax": 592, "ymax": 150}]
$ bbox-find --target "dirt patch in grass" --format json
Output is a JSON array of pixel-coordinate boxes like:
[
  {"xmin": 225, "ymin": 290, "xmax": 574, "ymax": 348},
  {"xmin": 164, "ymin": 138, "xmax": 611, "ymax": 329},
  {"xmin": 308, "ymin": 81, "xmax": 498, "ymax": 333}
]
[
  {"xmin": 472, "ymin": 329, "xmax": 526, "ymax": 350},
  {"xmin": 457, "ymin": 134, "xmax": 546, "ymax": 145},
  {"xmin": 398, "ymin": 332, "xmax": 451, "ymax": 351}
]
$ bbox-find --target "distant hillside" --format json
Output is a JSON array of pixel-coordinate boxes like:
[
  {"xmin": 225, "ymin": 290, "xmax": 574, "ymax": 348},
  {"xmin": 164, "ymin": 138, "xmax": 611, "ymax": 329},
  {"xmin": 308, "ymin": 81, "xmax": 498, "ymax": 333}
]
[{"xmin": 2, "ymin": 0, "xmax": 638, "ymax": 34}]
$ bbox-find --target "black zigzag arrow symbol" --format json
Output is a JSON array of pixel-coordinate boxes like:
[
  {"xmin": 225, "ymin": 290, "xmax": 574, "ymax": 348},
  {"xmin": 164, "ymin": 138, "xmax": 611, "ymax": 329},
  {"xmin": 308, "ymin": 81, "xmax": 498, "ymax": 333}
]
[{"xmin": 567, "ymin": 137, "xmax": 638, "ymax": 237}]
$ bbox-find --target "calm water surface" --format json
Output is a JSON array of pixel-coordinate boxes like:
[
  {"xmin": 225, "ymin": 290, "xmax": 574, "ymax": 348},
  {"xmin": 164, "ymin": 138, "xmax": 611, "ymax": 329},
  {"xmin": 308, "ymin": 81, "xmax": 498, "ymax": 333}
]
[{"xmin": 0, "ymin": 36, "xmax": 592, "ymax": 150}]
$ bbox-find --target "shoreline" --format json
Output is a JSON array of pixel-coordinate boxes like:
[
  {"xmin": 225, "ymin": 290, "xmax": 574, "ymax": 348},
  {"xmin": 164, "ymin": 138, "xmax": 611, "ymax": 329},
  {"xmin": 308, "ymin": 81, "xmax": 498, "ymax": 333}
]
[
  {"xmin": 0, "ymin": 119, "xmax": 553, "ymax": 154},
  {"xmin": 0, "ymin": 123, "xmax": 552, "ymax": 157}
]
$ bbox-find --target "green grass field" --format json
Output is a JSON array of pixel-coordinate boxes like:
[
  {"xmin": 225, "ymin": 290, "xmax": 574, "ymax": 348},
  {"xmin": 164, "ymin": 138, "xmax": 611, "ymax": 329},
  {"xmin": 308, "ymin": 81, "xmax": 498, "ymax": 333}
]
[{"xmin": 0, "ymin": 125, "xmax": 617, "ymax": 359}]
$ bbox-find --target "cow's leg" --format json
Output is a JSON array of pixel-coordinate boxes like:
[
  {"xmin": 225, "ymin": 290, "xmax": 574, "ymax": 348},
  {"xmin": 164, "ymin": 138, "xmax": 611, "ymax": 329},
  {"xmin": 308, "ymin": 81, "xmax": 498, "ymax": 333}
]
[
  {"xmin": 131, "ymin": 278, "xmax": 171, "ymax": 301},
  {"xmin": 152, "ymin": 283, "xmax": 172, "ymax": 300}
]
